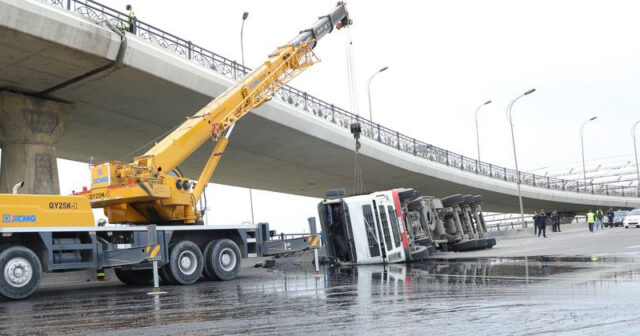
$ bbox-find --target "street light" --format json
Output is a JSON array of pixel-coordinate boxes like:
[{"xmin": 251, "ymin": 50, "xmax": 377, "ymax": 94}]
[
  {"xmin": 240, "ymin": 11, "xmax": 255, "ymax": 224},
  {"xmin": 474, "ymin": 100, "xmax": 492, "ymax": 161},
  {"xmin": 241, "ymin": 11, "xmax": 249, "ymax": 67},
  {"xmin": 507, "ymin": 88, "xmax": 536, "ymax": 229},
  {"xmin": 580, "ymin": 116, "xmax": 598, "ymax": 191},
  {"xmin": 366, "ymin": 66, "xmax": 388, "ymax": 122},
  {"xmin": 633, "ymin": 119, "xmax": 640, "ymax": 196}
]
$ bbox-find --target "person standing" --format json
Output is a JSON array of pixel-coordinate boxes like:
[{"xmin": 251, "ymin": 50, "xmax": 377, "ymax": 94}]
[
  {"xmin": 587, "ymin": 210, "xmax": 596, "ymax": 232},
  {"xmin": 606, "ymin": 208, "xmax": 615, "ymax": 228},
  {"xmin": 532, "ymin": 210, "xmax": 539, "ymax": 235},
  {"xmin": 537, "ymin": 209, "xmax": 547, "ymax": 238},
  {"xmin": 595, "ymin": 208, "xmax": 604, "ymax": 230},
  {"xmin": 121, "ymin": 4, "xmax": 136, "ymax": 33},
  {"xmin": 551, "ymin": 210, "xmax": 561, "ymax": 233}
]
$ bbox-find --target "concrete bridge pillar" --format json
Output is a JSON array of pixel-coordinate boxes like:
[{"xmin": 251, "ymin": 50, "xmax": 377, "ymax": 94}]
[{"xmin": 0, "ymin": 92, "xmax": 72, "ymax": 195}]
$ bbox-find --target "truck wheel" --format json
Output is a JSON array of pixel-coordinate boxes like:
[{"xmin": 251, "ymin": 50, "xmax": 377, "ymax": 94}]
[
  {"xmin": 398, "ymin": 189, "xmax": 419, "ymax": 201},
  {"xmin": 167, "ymin": 241, "xmax": 203, "ymax": 285},
  {"xmin": 203, "ymin": 239, "xmax": 241, "ymax": 281},
  {"xmin": 0, "ymin": 246, "xmax": 42, "ymax": 299},
  {"xmin": 442, "ymin": 194, "xmax": 464, "ymax": 207}
]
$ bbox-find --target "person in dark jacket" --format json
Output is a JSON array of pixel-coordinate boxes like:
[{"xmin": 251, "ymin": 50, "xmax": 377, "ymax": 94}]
[
  {"xmin": 551, "ymin": 210, "xmax": 561, "ymax": 232},
  {"xmin": 532, "ymin": 210, "xmax": 539, "ymax": 235},
  {"xmin": 536, "ymin": 209, "xmax": 547, "ymax": 238},
  {"xmin": 606, "ymin": 208, "xmax": 615, "ymax": 228}
]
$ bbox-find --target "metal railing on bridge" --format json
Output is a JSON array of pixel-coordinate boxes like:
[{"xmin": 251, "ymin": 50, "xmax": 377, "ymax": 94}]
[{"xmin": 42, "ymin": 0, "xmax": 639, "ymax": 198}]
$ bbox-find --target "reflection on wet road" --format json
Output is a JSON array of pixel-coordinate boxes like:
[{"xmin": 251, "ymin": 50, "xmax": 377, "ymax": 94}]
[{"xmin": 2, "ymin": 258, "xmax": 640, "ymax": 335}]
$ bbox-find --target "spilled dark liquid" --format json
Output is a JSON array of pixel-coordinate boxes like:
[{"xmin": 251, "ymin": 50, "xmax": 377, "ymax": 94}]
[{"xmin": 1, "ymin": 257, "xmax": 639, "ymax": 335}]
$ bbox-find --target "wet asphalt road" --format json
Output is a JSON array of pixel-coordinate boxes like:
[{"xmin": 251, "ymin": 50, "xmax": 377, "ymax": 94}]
[{"xmin": 2, "ymin": 257, "xmax": 640, "ymax": 336}]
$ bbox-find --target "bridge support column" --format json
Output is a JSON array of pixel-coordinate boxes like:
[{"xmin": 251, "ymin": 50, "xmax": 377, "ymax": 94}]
[{"xmin": 0, "ymin": 92, "xmax": 72, "ymax": 194}]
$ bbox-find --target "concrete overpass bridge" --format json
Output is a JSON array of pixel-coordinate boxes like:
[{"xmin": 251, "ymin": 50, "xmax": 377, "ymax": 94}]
[{"xmin": 1, "ymin": 0, "xmax": 639, "ymax": 213}]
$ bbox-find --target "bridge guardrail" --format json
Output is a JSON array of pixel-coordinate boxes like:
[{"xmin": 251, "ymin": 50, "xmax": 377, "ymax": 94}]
[{"xmin": 43, "ymin": 0, "xmax": 639, "ymax": 199}]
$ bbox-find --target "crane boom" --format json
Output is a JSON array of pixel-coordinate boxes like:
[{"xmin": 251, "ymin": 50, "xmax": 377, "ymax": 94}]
[{"xmin": 77, "ymin": 3, "xmax": 352, "ymax": 225}]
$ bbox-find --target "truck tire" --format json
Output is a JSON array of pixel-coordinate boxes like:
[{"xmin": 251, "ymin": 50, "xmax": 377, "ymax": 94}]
[
  {"xmin": 453, "ymin": 239, "xmax": 479, "ymax": 252},
  {"xmin": 167, "ymin": 241, "xmax": 204, "ymax": 285},
  {"xmin": 0, "ymin": 246, "xmax": 42, "ymax": 299},
  {"xmin": 442, "ymin": 194, "xmax": 464, "ymax": 208},
  {"xmin": 115, "ymin": 269, "xmax": 153, "ymax": 286},
  {"xmin": 472, "ymin": 195, "xmax": 484, "ymax": 205},
  {"xmin": 203, "ymin": 239, "xmax": 241, "ymax": 281},
  {"xmin": 398, "ymin": 189, "xmax": 419, "ymax": 201},
  {"xmin": 463, "ymin": 194, "xmax": 475, "ymax": 205}
]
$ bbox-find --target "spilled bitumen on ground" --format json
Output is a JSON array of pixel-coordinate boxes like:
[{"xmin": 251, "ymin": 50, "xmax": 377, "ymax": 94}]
[{"xmin": 1, "ymin": 255, "xmax": 640, "ymax": 336}]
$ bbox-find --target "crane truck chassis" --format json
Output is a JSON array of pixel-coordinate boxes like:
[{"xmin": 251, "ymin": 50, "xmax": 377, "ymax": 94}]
[{"xmin": 0, "ymin": 3, "xmax": 352, "ymax": 299}]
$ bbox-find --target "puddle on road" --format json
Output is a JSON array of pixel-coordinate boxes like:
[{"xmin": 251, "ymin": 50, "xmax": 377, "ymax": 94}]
[{"xmin": 1, "ymin": 258, "xmax": 640, "ymax": 335}]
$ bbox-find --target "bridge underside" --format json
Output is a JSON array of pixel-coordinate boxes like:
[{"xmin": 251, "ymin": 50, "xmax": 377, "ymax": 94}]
[{"xmin": 0, "ymin": 0, "xmax": 638, "ymax": 214}]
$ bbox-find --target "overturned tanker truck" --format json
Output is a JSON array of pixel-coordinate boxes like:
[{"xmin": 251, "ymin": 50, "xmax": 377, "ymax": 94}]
[{"xmin": 318, "ymin": 188, "xmax": 496, "ymax": 265}]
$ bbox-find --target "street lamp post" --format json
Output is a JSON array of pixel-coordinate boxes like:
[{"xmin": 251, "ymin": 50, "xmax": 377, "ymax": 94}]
[
  {"xmin": 580, "ymin": 116, "xmax": 597, "ymax": 192},
  {"xmin": 241, "ymin": 11, "xmax": 249, "ymax": 68},
  {"xmin": 240, "ymin": 11, "xmax": 255, "ymax": 225},
  {"xmin": 475, "ymin": 100, "xmax": 492, "ymax": 161},
  {"xmin": 366, "ymin": 66, "xmax": 388, "ymax": 122},
  {"xmin": 507, "ymin": 88, "xmax": 536, "ymax": 229},
  {"xmin": 633, "ymin": 120, "xmax": 640, "ymax": 196}
]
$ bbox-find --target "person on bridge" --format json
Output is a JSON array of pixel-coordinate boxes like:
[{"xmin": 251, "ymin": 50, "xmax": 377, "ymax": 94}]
[
  {"xmin": 587, "ymin": 210, "xmax": 596, "ymax": 232},
  {"xmin": 606, "ymin": 208, "xmax": 615, "ymax": 228},
  {"xmin": 121, "ymin": 5, "xmax": 136, "ymax": 34},
  {"xmin": 536, "ymin": 209, "xmax": 547, "ymax": 238},
  {"xmin": 551, "ymin": 210, "xmax": 561, "ymax": 232},
  {"xmin": 595, "ymin": 208, "xmax": 604, "ymax": 230}
]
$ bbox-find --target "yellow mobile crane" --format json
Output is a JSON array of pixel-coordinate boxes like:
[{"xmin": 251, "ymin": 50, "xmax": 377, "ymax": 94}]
[
  {"xmin": 0, "ymin": 3, "xmax": 351, "ymax": 299},
  {"xmin": 78, "ymin": 4, "xmax": 352, "ymax": 225}
]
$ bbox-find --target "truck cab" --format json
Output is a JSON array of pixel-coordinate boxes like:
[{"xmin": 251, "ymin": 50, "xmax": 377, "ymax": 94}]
[{"xmin": 319, "ymin": 191, "xmax": 407, "ymax": 265}]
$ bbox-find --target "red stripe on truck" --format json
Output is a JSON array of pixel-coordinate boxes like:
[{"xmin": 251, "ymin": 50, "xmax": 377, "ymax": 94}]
[{"xmin": 391, "ymin": 189, "xmax": 410, "ymax": 250}]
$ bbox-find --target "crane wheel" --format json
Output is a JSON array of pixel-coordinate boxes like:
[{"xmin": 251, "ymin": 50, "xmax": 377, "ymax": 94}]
[
  {"xmin": 0, "ymin": 246, "xmax": 42, "ymax": 299},
  {"xmin": 167, "ymin": 240, "xmax": 203, "ymax": 285},
  {"xmin": 115, "ymin": 269, "xmax": 153, "ymax": 286},
  {"xmin": 159, "ymin": 264, "xmax": 177, "ymax": 285},
  {"xmin": 203, "ymin": 239, "xmax": 241, "ymax": 281}
]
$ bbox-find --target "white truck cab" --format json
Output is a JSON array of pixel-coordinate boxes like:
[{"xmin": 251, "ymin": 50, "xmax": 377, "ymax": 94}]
[{"xmin": 318, "ymin": 190, "xmax": 409, "ymax": 265}]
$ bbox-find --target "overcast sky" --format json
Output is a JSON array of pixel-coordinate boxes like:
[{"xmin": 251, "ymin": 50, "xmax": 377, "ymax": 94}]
[{"xmin": 43, "ymin": 0, "xmax": 640, "ymax": 232}]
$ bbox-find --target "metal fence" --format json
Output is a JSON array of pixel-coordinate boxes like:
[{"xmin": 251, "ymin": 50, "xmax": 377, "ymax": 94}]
[{"xmin": 43, "ymin": 0, "xmax": 639, "ymax": 198}]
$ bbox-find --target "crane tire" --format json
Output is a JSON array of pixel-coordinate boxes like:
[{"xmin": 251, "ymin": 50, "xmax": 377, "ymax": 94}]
[
  {"xmin": 166, "ymin": 241, "xmax": 203, "ymax": 285},
  {"xmin": 114, "ymin": 268, "xmax": 133, "ymax": 285},
  {"xmin": 0, "ymin": 246, "xmax": 42, "ymax": 300},
  {"xmin": 203, "ymin": 239, "xmax": 241, "ymax": 281},
  {"xmin": 159, "ymin": 264, "xmax": 177, "ymax": 285}
]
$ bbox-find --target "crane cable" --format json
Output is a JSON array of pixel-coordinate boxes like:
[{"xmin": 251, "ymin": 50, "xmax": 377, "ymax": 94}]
[{"xmin": 344, "ymin": 26, "xmax": 364, "ymax": 194}]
